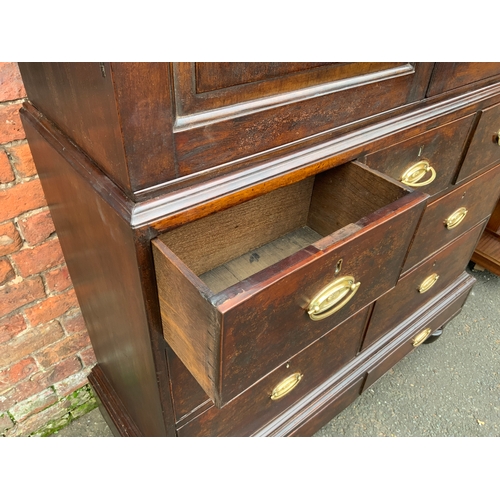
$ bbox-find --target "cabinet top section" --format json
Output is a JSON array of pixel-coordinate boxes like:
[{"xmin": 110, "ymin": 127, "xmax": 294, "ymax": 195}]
[{"xmin": 18, "ymin": 63, "xmax": 500, "ymax": 200}]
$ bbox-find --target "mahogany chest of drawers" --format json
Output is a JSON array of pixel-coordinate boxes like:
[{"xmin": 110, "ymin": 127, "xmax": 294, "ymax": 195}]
[{"xmin": 19, "ymin": 63, "xmax": 500, "ymax": 436}]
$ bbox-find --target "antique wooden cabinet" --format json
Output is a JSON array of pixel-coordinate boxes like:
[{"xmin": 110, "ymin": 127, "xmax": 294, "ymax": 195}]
[{"xmin": 19, "ymin": 63, "xmax": 500, "ymax": 436}]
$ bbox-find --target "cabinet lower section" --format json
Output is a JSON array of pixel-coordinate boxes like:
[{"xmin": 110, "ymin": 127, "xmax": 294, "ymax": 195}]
[{"xmin": 89, "ymin": 272, "xmax": 475, "ymax": 437}]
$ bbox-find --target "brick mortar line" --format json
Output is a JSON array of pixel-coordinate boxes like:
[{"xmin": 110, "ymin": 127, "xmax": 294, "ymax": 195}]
[
  {"xmin": 0, "ymin": 97, "xmax": 27, "ymax": 108},
  {"xmin": 0, "ymin": 139, "xmax": 28, "ymax": 150}
]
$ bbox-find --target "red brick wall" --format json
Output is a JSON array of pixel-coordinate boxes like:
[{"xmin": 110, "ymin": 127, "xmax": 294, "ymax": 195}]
[{"xmin": 0, "ymin": 63, "xmax": 96, "ymax": 436}]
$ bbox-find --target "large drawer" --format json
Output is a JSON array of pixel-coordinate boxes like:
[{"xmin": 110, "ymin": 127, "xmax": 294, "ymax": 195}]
[
  {"xmin": 176, "ymin": 306, "xmax": 371, "ymax": 436},
  {"xmin": 402, "ymin": 162, "xmax": 500, "ymax": 273},
  {"xmin": 152, "ymin": 161, "xmax": 426, "ymax": 407},
  {"xmin": 362, "ymin": 219, "xmax": 487, "ymax": 349},
  {"xmin": 363, "ymin": 114, "xmax": 475, "ymax": 200},
  {"xmin": 457, "ymin": 101, "xmax": 500, "ymax": 184}
]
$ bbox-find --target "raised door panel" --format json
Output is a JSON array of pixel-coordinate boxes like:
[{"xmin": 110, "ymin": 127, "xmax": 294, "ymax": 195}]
[
  {"xmin": 172, "ymin": 62, "xmax": 434, "ymax": 175},
  {"xmin": 427, "ymin": 63, "xmax": 500, "ymax": 97}
]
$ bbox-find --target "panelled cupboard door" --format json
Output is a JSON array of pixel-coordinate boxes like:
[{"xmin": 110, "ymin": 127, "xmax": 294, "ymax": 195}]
[
  {"xmin": 427, "ymin": 63, "xmax": 500, "ymax": 97},
  {"xmin": 172, "ymin": 62, "xmax": 434, "ymax": 175}
]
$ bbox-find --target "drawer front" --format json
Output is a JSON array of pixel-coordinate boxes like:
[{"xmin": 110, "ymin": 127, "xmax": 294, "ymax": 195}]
[
  {"xmin": 218, "ymin": 198, "xmax": 423, "ymax": 403},
  {"xmin": 153, "ymin": 163, "xmax": 427, "ymax": 407},
  {"xmin": 177, "ymin": 306, "xmax": 370, "ymax": 437},
  {"xmin": 457, "ymin": 102, "xmax": 500, "ymax": 184},
  {"xmin": 364, "ymin": 114, "xmax": 475, "ymax": 199},
  {"xmin": 363, "ymin": 275, "xmax": 474, "ymax": 391},
  {"xmin": 362, "ymin": 220, "xmax": 486, "ymax": 349},
  {"xmin": 402, "ymin": 162, "xmax": 500, "ymax": 273}
]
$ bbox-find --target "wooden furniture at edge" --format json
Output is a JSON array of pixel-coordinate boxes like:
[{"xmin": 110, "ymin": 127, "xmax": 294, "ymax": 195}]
[{"xmin": 18, "ymin": 63, "xmax": 500, "ymax": 437}]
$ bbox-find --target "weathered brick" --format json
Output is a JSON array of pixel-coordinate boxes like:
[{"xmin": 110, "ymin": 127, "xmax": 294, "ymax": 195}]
[
  {"xmin": 8, "ymin": 387, "xmax": 57, "ymax": 422},
  {"xmin": 0, "ymin": 320, "xmax": 64, "ymax": 367},
  {"xmin": 0, "ymin": 357, "xmax": 37, "ymax": 391},
  {"xmin": 6, "ymin": 400, "xmax": 70, "ymax": 437},
  {"xmin": 36, "ymin": 329, "xmax": 90, "ymax": 367},
  {"xmin": 0, "ymin": 63, "xmax": 25, "ymax": 102},
  {"xmin": 0, "ymin": 412, "xmax": 14, "ymax": 434},
  {"xmin": 0, "ymin": 102, "xmax": 25, "ymax": 144},
  {"xmin": 0, "ymin": 221, "xmax": 22, "ymax": 256},
  {"xmin": 53, "ymin": 369, "xmax": 90, "ymax": 398},
  {"xmin": 44, "ymin": 266, "xmax": 72, "ymax": 293},
  {"xmin": 17, "ymin": 210, "xmax": 55, "ymax": 246},
  {"xmin": 0, "ymin": 314, "xmax": 27, "ymax": 344},
  {"xmin": 0, "ymin": 276, "xmax": 45, "ymax": 317},
  {"xmin": 0, "ymin": 150, "xmax": 14, "ymax": 183},
  {"xmin": 0, "ymin": 257, "xmax": 14, "ymax": 285},
  {"xmin": 11, "ymin": 237, "xmax": 64, "ymax": 278},
  {"xmin": 0, "ymin": 378, "xmax": 46, "ymax": 413},
  {"xmin": 25, "ymin": 288, "xmax": 78, "ymax": 327},
  {"xmin": 30, "ymin": 356, "xmax": 82, "ymax": 386},
  {"xmin": 6, "ymin": 142, "xmax": 36, "ymax": 178},
  {"xmin": 79, "ymin": 346, "xmax": 97, "ymax": 367},
  {"xmin": 0, "ymin": 179, "xmax": 46, "ymax": 222},
  {"xmin": 61, "ymin": 311, "xmax": 86, "ymax": 334}
]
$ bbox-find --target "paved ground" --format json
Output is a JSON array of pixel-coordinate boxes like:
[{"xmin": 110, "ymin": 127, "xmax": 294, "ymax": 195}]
[{"xmin": 51, "ymin": 267, "xmax": 500, "ymax": 437}]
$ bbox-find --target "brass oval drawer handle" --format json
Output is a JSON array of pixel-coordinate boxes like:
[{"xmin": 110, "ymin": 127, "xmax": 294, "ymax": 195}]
[
  {"xmin": 307, "ymin": 276, "xmax": 361, "ymax": 321},
  {"xmin": 271, "ymin": 372, "xmax": 303, "ymax": 400},
  {"xmin": 412, "ymin": 328, "xmax": 432, "ymax": 347},
  {"xmin": 401, "ymin": 160, "xmax": 437, "ymax": 187},
  {"xmin": 444, "ymin": 207, "xmax": 468, "ymax": 229},
  {"xmin": 418, "ymin": 273, "xmax": 439, "ymax": 293}
]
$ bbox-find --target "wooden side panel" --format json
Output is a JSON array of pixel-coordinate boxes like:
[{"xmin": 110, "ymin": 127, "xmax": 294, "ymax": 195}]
[
  {"xmin": 21, "ymin": 112, "xmax": 168, "ymax": 436},
  {"xmin": 18, "ymin": 63, "xmax": 131, "ymax": 192},
  {"xmin": 152, "ymin": 239, "xmax": 222, "ymax": 405},
  {"xmin": 109, "ymin": 63, "xmax": 177, "ymax": 191},
  {"xmin": 19, "ymin": 62, "xmax": 177, "ymax": 194}
]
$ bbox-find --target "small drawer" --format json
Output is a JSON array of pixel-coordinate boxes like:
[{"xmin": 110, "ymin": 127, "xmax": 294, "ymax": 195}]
[
  {"xmin": 402, "ymin": 162, "xmax": 500, "ymax": 273},
  {"xmin": 176, "ymin": 306, "xmax": 371, "ymax": 437},
  {"xmin": 457, "ymin": 102, "xmax": 500, "ymax": 184},
  {"xmin": 152, "ymin": 161, "xmax": 426, "ymax": 407},
  {"xmin": 362, "ymin": 220, "xmax": 486, "ymax": 349},
  {"xmin": 364, "ymin": 114, "xmax": 475, "ymax": 200},
  {"xmin": 363, "ymin": 273, "xmax": 475, "ymax": 391}
]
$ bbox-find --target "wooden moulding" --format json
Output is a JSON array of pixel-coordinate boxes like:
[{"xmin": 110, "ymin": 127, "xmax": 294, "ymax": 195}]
[
  {"xmin": 152, "ymin": 161, "xmax": 427, "ymax": 407},
  {"xmin": 253, "ymin": 272, "xmax": 476, "ymax": 437}
]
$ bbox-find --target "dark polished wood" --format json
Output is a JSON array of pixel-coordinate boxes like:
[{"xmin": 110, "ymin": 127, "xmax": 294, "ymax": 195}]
[
  {"xmin": 402, "ymin": 163, "xmax": 500, "ymax": 273},
  {"xmin": 427, "ymin": 63, "xmax": 500, "ymax": 97},
  {"xmin": 177, "ymin": 306, "xmax": 371, "ymax": 436},
  {"xmin": 18, "ymin": 63, "xmax": 500, "ymax": 437},
  {"xmin": 363, "ymin": 274, "xmax": 474, "ymax": 391},
  {"xmin": 20, "ymin": 110, "xmax": 172, "ymax": 437},
  {"xmin": 456, "ymin": 102, "xmax": 500, "ymax": 184},
  {"xmin": 363, "ymin": 220, "xmax": 486, "ymax": 349},
  {"xmin": 363, "ymin": 113, "xmax": 475, "ymax": 200},
  {"xmin": 153, "ymin": 162, "xmax": 426, "ymax": 406}
]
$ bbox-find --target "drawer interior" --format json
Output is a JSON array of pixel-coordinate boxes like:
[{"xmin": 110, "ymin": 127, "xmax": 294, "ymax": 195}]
[{"xmin": 157, "ymin": 162, "xmax": 408, "ymax": 294}]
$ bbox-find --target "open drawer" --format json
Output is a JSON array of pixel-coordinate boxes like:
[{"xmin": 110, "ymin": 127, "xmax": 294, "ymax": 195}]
[{"xmin": 152, "ymin": 161, "xmax": 427, "ymax": 407}]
